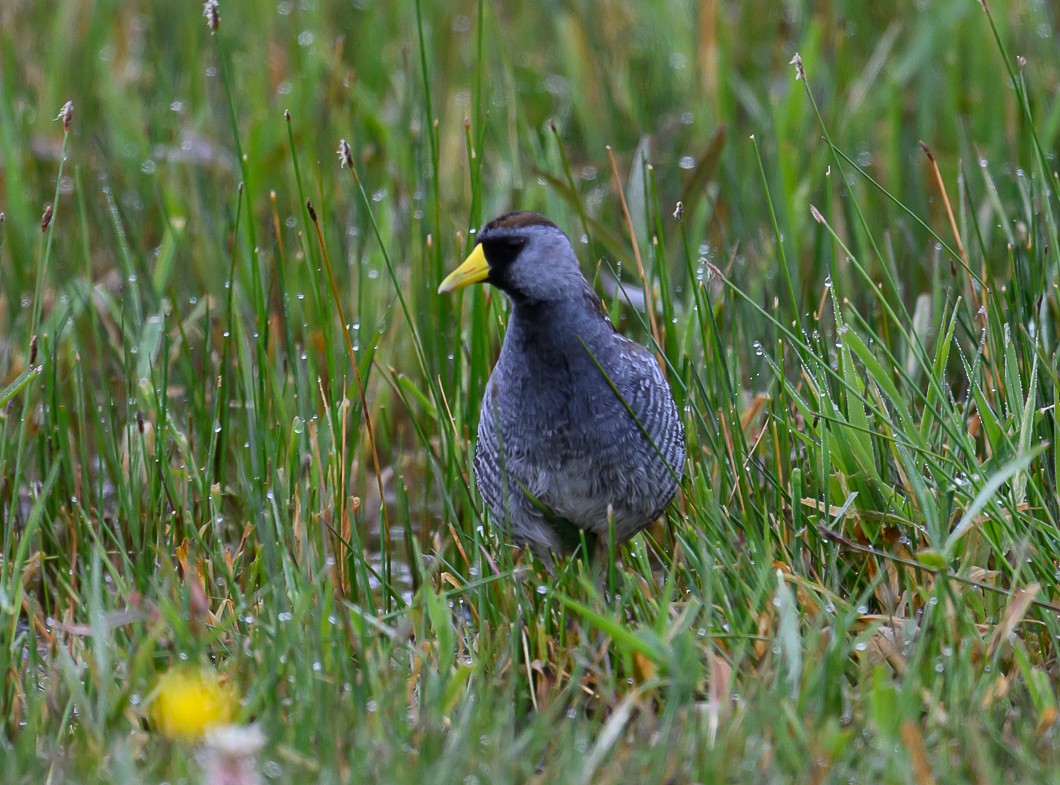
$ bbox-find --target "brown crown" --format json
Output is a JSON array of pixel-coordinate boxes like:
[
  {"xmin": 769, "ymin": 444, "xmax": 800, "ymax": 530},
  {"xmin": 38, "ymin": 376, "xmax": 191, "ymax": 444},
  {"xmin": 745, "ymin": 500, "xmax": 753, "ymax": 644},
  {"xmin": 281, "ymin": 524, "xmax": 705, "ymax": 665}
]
[{"xmin": 481, "ymin": 211, "xmax": 559, "ymax": 234}]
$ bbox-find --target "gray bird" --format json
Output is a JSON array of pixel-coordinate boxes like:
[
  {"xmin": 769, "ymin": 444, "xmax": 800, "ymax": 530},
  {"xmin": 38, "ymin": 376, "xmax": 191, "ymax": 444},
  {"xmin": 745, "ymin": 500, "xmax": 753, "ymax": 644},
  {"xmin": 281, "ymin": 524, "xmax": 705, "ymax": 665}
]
[{"xmin": 439, "ymin": 211, "xmax": 685, "ymax": 564}]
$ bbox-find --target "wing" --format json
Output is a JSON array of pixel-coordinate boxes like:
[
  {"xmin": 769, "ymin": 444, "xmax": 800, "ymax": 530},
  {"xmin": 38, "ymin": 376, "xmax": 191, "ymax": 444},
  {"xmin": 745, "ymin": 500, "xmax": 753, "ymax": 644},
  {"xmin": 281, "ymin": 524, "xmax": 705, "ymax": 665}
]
[{"xmin": 610, "ymin": 339, "xmax": 686, "ymax": 516}]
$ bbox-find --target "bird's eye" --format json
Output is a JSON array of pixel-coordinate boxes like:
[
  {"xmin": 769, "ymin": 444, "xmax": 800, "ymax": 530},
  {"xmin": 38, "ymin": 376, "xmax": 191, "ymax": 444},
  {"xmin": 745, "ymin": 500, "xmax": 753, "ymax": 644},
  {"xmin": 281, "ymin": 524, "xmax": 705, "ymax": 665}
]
[
  {"xmin": 497, "ymin": 237, "xmax": 526, "ymax": 252},
  {"xmin": 483, "ymin": 236, "xmax": 526, "ymax": 268}
]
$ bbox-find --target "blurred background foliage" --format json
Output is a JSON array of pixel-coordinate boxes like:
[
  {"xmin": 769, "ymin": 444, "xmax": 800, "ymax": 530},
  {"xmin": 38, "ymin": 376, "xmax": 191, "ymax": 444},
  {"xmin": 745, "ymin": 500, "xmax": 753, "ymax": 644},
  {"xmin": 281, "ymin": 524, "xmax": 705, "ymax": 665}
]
[{"xmin": 2, "ymin": 0, "xmax": 1060, "ymax": 781}]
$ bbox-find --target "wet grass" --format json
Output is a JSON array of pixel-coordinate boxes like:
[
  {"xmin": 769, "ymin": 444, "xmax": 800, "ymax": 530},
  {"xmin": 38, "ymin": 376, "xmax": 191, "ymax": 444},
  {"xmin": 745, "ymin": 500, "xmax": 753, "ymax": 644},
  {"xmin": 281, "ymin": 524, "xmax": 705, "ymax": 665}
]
[{"xmin": 2, "ymin": 0, "xmax": 1060, "ymax": 781}]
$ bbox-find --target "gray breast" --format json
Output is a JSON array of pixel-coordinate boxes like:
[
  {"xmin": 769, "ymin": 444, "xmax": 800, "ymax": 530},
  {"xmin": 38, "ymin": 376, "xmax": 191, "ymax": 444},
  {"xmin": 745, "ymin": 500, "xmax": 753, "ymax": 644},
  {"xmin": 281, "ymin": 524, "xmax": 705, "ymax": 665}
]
[{"xmin": 473, "ymin": 328, "xmax": 684, "ymax": 559}]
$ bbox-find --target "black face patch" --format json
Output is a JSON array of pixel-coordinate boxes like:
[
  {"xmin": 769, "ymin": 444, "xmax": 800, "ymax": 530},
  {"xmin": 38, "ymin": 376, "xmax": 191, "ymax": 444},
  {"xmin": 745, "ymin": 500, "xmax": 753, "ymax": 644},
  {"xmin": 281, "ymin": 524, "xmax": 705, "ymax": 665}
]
[
  {"xmin": 480, "ymin": 234, "xmax": 527, "ymax": 282},
  {"xmin": 473, "ymin": 211, "xmax": 562, "ymax": 294},
  {"xmin": 475, "ymin": 212, "xmax": 553, "ymax": 285}
]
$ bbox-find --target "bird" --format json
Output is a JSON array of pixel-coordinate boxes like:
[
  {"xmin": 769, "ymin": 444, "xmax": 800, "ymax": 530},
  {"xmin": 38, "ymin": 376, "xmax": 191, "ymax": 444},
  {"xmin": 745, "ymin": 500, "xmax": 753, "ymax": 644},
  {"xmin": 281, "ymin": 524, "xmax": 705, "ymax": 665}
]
[{"xmin": 438, "ymin": 211, "xmax": 685, "ymax": 565}]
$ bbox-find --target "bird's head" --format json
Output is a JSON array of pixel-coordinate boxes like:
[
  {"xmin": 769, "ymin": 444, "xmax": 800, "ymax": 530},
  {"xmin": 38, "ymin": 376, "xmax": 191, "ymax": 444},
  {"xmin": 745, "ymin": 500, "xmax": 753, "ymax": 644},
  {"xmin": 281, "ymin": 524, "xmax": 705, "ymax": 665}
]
[{"xmin": 438, "ymin": 212, "xmax": 587, "ymax": 306}]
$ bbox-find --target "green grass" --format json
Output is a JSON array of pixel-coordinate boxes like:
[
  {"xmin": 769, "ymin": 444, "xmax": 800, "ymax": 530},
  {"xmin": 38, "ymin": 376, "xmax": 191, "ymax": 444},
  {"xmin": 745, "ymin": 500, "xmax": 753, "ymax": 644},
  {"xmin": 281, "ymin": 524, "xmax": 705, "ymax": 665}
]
[{"xmin": 2, "ymin": 0, "xmax": 1060, "ymax": 781}]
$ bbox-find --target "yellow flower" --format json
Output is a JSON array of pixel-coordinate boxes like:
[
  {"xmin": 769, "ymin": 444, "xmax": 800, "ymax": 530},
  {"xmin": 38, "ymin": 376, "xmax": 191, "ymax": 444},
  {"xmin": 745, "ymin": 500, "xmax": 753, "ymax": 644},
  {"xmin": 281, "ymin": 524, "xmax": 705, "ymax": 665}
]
[{"xmin": 149, "ymin": 667, "xmax": 236, "ymax": 741}]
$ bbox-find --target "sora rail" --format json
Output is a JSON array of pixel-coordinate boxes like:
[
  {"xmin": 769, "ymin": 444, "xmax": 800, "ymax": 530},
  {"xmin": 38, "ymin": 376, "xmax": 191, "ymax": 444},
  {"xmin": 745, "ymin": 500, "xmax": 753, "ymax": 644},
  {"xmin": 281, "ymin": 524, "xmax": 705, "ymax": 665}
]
[{"xmin": 440, "ymin": 212, "xmax": 685, "ymax": 564}]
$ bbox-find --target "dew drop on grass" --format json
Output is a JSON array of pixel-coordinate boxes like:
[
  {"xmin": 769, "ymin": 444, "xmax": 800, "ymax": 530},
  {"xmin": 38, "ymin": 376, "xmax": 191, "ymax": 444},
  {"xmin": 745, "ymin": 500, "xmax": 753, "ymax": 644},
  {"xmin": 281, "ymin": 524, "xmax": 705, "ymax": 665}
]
[
  {"xmin": 679, "ymin": 155, "xmax": 695, "ymax": 169},
  {"xmin": 278, "ymin": 612, "xmax": 292, "ymax": 622},
  {"xmin": 263, "ymin": 761, "xmax": 283, "ymax": 779},
  {"xmin": 535, "ymin": 585, "xmax": 547, "ymax": 595},
  {"xmin": 823, "ymin": 275, "xmax": 832, "ymax": 288}
]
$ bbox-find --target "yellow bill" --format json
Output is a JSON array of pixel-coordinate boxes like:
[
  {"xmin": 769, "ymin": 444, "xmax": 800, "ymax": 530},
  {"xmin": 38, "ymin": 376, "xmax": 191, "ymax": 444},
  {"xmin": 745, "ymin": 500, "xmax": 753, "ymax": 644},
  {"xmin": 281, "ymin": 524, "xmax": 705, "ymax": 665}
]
[{"xmin": 438, "ymin": 244, "xmax": 489, "ymax": 294}]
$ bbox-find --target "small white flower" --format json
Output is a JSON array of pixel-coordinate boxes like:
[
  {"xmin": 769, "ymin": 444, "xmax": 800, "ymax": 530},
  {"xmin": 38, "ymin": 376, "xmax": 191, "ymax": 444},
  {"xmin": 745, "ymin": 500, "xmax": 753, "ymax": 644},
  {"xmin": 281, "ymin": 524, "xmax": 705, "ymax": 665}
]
[
  {"xmin": 203, "ymin": 0, "xmax": 220, "ymax": 32},
  {"xmin": 337, "ymin": 139, "xmax": 354, "ymax": 169}
]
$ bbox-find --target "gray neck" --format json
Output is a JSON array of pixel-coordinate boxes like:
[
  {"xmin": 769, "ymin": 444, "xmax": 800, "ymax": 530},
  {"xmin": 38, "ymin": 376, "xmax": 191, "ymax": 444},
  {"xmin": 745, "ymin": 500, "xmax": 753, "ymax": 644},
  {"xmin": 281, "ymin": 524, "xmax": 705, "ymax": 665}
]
[{"xmin": 504, "ymin": 284, "xmax": 614, "ymax": 358}]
